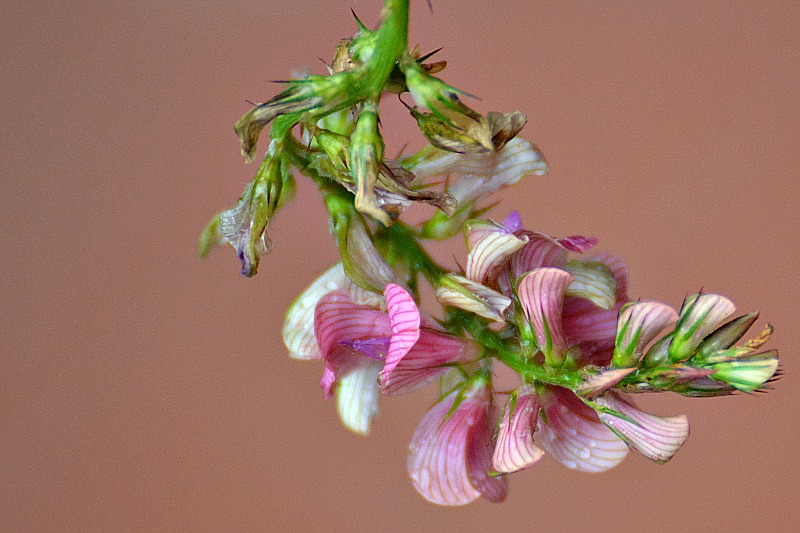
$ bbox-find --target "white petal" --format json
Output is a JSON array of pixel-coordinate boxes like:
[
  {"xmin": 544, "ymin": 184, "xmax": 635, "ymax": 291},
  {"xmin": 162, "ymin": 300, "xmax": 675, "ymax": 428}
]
[{"xmin": 336, "ymin": 362, "xmax": 382, "ymax": 435}]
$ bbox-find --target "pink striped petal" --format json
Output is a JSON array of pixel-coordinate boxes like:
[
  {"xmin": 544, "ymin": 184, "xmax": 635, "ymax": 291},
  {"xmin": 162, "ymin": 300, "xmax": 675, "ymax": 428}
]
[
  {"xmin": 492, "ymin": 386, "xmax": 545, "ymax": 473},
  {"xmin": 466, "ymin": 220, "xmax": 528, "ymax": 284},
  {"xmin": 591, "ymin": 252, "xmax": 629, "ymax": 302},
  {"xmin": 596, "ymin": 392, "xmax": 689, "ymax": 464},
  {"xmin": 381, "ymin": 330, "xmax": 477, "ymax": 396},
  {"xmin": 612, "ymin": 301, "xmax": 678, "ymax": 367},
  {"xmin": 534, "ymin": 387, "xmax": 629, "ymax": 472},
  {"xmin": 408, "ymin": 381, "xmax": 504, "ymax": 506},
  {"xmin": 510, "ymin": 233, "xmax": 570, "ymax": 278},
  {"xmin": 284, "ymin": 263, "xmax": 384, "ymax": 360},
  {"xmin": 669, "ymin": 294, "xmax": 736, "ymax": 362},
  {"xmin": 336, "ymin": 361, "xmax": 382, "ymax": 435},
  {"xmin": 284, "ymin": 264, "xmax": 348, "ymax": 360},
  {"xmin": 563, "ymin": 298, "xmax": 623, "ymax": 345},
  {"xmin": 381, "ymin": 284, "xmax": 421, "ymax": 377},
  {"xmin": 558, "ymin": 235, "xmax": 598, "ymax": 253},
  {"xmin": 517, "ymin": 268, "xmax": 573, "ymax": 363},
  {"xmin": 314, "ymin": 291, "xmax": 391, "ymax": 396}
]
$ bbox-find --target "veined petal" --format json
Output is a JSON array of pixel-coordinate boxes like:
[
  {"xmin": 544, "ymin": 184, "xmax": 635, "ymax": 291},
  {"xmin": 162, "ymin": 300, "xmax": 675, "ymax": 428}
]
[
  {"xmin": 284, "ymin": 264, "xmax": 349, "ymax": 360},
  {"xmin": 563, "ymin": 298, "xmax": 623, "ymax": 345},
  {"xmin": 669, "ymin": 294, "xmax": 736, "ymax": 362},
  {"xmin": 435, "ymin": 274, "xmax": 511, "ymax": 322},
  {"xmin": 336, "ymin": 361, "xmax": 382, "ymax": 436},
  {"xmin": 492, "ymin": 386, "xmax": 545, "ymax": 473},
  {"xmin": 510, "ymin": 233, "xmax": 569, "ymax": 279},
  {"xmin": 466, "ymin": 220, "xmax": 528, "ymax": 284},
  {"xmin": 534, "ymin": 387, "xmax": 629, "ymax": 472},
  {"xmin": 382, "ymin": 284, "xmax": 421, "ymax": 376},
  {"xmin": 612, "ymin": 301, "xmax": 679, "ymax": 367},
  {"xmin": 314, "ymin": 291, "xmax": 391, "ymax": 396},
  {"xmin": 517, "ymin": 268, "xmax": 574, "ymax": 362},
  {"xmin": 408, "ymin": 382, "xmax": 503, "ymax": 506},
  {"xmin": 596, "ymin": 392, "xmax": 689, "ymax": 464},
  {"xmin": 381, "ymin": 330, "xmax": 477, "ymax": 396},
  {"xmin": 562, "ymin": 260, "xmax": 617, "ymax": 310},
  {"xmin": 558, "ymin": 236, "xmax": 598, "ymax": 254}
]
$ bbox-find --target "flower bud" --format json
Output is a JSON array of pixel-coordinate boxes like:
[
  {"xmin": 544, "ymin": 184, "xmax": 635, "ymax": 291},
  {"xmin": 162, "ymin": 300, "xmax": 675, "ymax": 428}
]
[
  {"xmin": 435, "ymin": 273, "xmax": 511, "ymax": 323},
  {"xmin": 350, "ymin": 101, "xmax": 390, "ymax": 225},
  {"xmin": 400, "ymin": 58, "xmax": 494, "ymax": 154},
  {"xmin": 669, "ymin": 294, "xmax": 735, "ymax": 362}
]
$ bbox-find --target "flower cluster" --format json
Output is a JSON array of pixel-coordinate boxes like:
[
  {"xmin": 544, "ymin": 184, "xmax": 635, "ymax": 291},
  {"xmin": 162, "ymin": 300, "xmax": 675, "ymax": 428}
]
[{"xmin": 201, "ymin": 0, "xmax": 780, "ymax": 506}]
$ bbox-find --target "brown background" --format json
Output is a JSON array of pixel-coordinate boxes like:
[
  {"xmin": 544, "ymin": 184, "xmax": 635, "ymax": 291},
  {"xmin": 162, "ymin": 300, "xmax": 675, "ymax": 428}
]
[{"xmin": 2, "ymin": 1, "xmax": 799, "ymax": 531}]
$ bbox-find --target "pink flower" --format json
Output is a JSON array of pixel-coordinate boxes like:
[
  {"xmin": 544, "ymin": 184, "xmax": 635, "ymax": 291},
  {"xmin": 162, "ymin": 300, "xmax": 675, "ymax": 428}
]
[
  {"xmin": 310, "ymin": 280, "xmax": 477, "ymax": 434},
  {"xmin": 493, "ymin": 385, "xmax": 690, "ymax": 474},
  {"xmin": 408, "ymin": 378, "xmax": 507, "ymax": 505}
]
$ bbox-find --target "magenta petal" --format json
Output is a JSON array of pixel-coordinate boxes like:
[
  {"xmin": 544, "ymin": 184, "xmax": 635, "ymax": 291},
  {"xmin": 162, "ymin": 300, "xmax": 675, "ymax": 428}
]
[
  {"xmin": 501, "ymin": 211, "xmax": 522, "ymax": 232},
  {"xmin": 596, "ymin": 392, "xmax": 689, "ymax": 464},
  {"xmin": 381, "ymin": 283, "xmax": 421, "ymax": 376},
  {"xmin": 492, "ymin": 386, "xmax": 545, "ymax": 473},
  {"xmin": 510, "ymin": 233, "xmax": 569, "ymax": 278},
  {"xmin": 408, "ymin": 383, "xmax": 503, "ymax": 506},
  {"xmin": 558, "ymin": 235, "xmax": 598, "ymax": 253},
  {"xmin": 534, "ymin": 387, "xmax": 629, "ymax": 472},
  {"xmin": 563, "ymin": 298, "xmax": 623, "ymax": 344},
  {"xmin": 381, "ymin": 330, "xmax": 476, "ymax": 396},
  {"xmin": 517, "ymin": 268, "xmax": 573, "ymax": 360},
  {"xmin": 314, "ymin": 291, "xmax": 391, "ymax": 391}
]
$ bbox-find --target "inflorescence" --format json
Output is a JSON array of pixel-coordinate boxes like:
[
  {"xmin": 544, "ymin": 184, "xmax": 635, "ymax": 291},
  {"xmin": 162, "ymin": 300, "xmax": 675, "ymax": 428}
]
[{"xmin": 200, "ymin": 1, "xmax": 780, "ymax": 506}]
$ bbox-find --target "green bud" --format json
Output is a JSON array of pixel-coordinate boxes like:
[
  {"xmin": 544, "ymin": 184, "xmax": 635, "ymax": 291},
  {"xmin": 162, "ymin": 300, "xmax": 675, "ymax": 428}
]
[
  {"xmin": 707, "ymin": 350, "xmax": 779, "ymax": 392},
  {"xmin": 350, "ymin": 100, "xmax": 390, "ymax": 225},
  {"xmin": 669, "ymin": 293, "xmax": 735, "ymax": 362}
]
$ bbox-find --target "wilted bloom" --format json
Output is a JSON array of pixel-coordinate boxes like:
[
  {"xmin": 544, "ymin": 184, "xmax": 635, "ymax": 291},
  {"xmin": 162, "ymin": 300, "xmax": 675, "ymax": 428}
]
[{"xmin": 408, "ymin": 377, "xmax": 507, "ymax": 505}]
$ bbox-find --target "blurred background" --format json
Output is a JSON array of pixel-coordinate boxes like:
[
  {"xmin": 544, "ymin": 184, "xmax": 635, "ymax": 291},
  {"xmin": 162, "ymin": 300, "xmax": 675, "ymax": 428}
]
[{"xmin": 2, "ymin": 1, "xmax": 798, "ymax": 531}]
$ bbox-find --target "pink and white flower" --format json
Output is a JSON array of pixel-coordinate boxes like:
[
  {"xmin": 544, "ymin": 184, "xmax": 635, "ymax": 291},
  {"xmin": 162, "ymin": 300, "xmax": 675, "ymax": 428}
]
[{"xmin": 408, "ymin": 378, "xmax": 508, "ymax": 505}]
